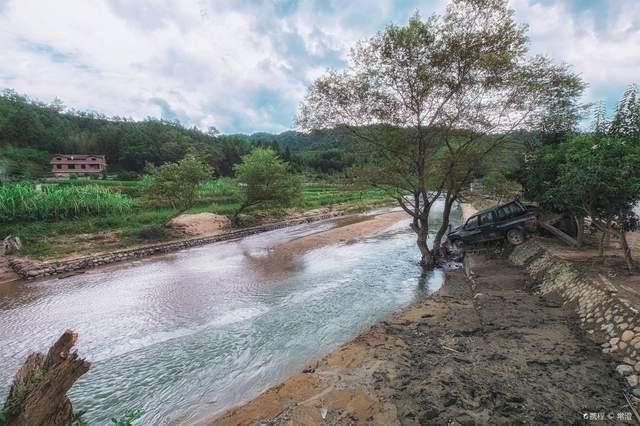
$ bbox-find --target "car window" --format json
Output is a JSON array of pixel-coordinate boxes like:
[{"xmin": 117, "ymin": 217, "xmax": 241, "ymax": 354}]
[
  {"xmin": 465, "ymin": 216, "xmax": 478, "ymax": 229},
  {"xmin": 478, "ymin": 211, "xmax": 493, "ymax": 226},
  {"xmin": 495, "ymin": 206, "xmax": 508, "ymax": 220},
  {"xmin": 495, "ymin": 202, "xmax": 524, "ymax": 220}
]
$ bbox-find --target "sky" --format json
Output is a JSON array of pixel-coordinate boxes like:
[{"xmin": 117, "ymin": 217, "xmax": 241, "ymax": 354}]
[{"xmin": 0, "ymin": 0, "xmax": 638, "ymax": 134}]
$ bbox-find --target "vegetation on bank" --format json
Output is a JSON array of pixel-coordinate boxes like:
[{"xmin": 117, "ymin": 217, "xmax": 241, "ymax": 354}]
[
  {"xmin": 0, "ymin": 177, "xmax": 390, "ymax": 258},
  {"xmin": 0, "ymin": 183, "xmax": 132, "ymax": 222}
]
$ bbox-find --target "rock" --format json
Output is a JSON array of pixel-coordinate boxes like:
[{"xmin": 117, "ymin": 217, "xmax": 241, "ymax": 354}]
[
  {"xmin": 624, "ymin": 357, "xmax": 635, "ymax": 365},
  {"xmin": 610, "ymin": 337, "xmax": 620, "ymax": 346},
  {"xmin": 634, "ymin": 387, "xmax": 640, "ymax": 398},
  {"xmin": 628, "ymin": 375, "xmax": 639, "ymax": 387},
  {"xmin": 620, "ymin": 342, "xmax": 628, "ymax": 351},
  {"xmin": 635, "ymin": 362, "xmax": 640, "ymax": 373},
  {"xmin": 622, "ymin": 330, "xmax": 635, "ymax": 342},
  {"xmin": 616, "ymin": 364, "xmax": 634, "ymax": 376},
  {"xmin": 620, "ymin": 323, "xmax": 629, "ymax": 330}
]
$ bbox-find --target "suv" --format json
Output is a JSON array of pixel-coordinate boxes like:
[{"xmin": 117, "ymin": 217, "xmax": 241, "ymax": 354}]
[{"xmin": 448, "ymin": 200, "xmax": 539, "ymax": 248}]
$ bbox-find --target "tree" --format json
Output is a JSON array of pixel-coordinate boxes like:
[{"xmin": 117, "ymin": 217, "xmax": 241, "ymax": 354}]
[
  {"xmin": 142, "ymin": 154, "xmax": 212, "ymax": 213},
  {"xmin": 298, "ymin": 0, "xmax": 583, "ymax": 268},
  {"xmin": 554, "ymin": 135, "xmax": 640, "ymax": 272},
  {"xmin": 610, "ymin": 83, "xmax": 640, "ymax": 139},
  {"xmin": 232, "ymin": 148, "xmax": 302, "ymax": 224},
  {"xmin": 481, "ymin": 170, "xmax": 520, "ymax": 203}
]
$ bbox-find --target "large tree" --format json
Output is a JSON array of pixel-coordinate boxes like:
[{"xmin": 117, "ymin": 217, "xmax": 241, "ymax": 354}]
[{"xmin": 298, "ymin": 0, "xmax": 583, "ymax": 268}]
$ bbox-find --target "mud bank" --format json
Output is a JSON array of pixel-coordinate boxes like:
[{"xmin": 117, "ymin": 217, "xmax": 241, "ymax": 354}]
[{"xmin": 211, "ymin": 250, "xmax": 636, "ymax": 425}]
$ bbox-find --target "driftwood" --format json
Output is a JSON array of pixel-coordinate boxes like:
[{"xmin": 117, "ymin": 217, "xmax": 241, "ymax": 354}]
[
  {"xmin": 3, "ymin": 330, "xmax": 90, "ymax": 426},
  {"xmin": 1, "ymin": 236, "xmax": 22, "ymax": 255},
  {"xmin": 538, "ymin": 221, "xmax": 580, "ymax": 248}
]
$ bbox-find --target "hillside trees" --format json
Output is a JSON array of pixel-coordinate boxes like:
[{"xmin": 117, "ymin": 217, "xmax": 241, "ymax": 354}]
[{"xmin": 298, "ymin": 0, "xmax": 583, "ymax": 268}]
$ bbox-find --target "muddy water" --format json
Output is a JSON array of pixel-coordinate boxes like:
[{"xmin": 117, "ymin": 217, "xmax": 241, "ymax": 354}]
[{"xmin": 0, "ymin": 204, "xmax": 461, "ymax": 425}]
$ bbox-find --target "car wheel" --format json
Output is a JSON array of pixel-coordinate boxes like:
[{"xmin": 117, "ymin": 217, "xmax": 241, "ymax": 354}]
[{"xmin": 506, "ymin": 228, "xmax": 525, "ymax": 246}]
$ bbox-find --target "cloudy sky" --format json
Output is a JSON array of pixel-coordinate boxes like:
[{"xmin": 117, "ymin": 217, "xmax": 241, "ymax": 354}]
[{"xmin": 0, "ymin": 0, "xmax": 638, "ymax": 134}]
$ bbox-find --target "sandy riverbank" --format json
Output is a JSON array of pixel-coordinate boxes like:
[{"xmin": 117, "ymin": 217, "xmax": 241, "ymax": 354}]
[{"xmin": 210, "ymin": 251, "xmax": 630, "ymax": 425}]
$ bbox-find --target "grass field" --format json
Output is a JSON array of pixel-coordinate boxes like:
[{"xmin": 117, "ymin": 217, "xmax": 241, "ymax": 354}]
[{"xmin": 1, "ymin": 179, "xmax": 391, "ymax": 258}]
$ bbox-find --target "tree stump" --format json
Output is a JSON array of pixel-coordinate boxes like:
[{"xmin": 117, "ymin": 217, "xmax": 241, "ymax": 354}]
[{"xmin": 3, "ymin": 330, "xmax": 91, "ymax": 426}]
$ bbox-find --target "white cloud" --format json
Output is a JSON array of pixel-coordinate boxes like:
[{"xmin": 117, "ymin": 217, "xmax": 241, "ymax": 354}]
[
  {"xmin": 510, "ymin": 0, "xmax": 640, "ymax": 107},
  {"xmin": 0, "ymin": 0, "xmax": 638, "ymax": 132}
]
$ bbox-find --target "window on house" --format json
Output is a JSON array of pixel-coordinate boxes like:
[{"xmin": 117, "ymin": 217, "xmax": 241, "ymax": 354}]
[
  {"xmin": 69, "ymin": 164, "xmax": 76, "ymax": 169},
  {"xmin": 81, "ymin": 164, "xmax": 86, "ymax": 169},
  {"xmin": 56, "ymin": 164, "xmax": 62, "ymax": 169}
]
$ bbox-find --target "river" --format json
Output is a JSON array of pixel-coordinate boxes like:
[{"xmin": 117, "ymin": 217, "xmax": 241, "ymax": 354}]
[{"xmin": 0, "ymin": 203, "xmax": 460, "ymax": 425}]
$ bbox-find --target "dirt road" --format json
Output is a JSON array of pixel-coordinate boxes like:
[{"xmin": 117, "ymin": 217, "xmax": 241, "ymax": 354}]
[{"xmin": 211, "ymin": 253, "xmax": 634, "ymax": 425}]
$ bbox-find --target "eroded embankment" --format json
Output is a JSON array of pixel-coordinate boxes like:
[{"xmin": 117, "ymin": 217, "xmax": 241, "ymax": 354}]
[
  {"xmin": 511, "ymin": 239, "xmax": 640, "ymax": 397},
  {"xmin": 211, "ymin": 245, "xmax": 634, "ymax": 425}
]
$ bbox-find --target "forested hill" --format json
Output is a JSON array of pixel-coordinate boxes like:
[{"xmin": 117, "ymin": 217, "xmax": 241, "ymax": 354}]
[{"xmin": 0, "ymin": 90, "xmax": 356, "ymax": 180}]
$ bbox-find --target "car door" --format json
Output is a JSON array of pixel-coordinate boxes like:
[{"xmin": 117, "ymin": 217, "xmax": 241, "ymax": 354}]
[{"xmin": 475, "ymin": 210, "xmax": 497, "ymax": 242}]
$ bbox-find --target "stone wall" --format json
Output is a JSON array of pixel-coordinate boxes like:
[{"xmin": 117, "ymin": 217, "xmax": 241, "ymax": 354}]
[
  {"xmin": 510, "ymin": 240, "xmax": 640, "ymax": 398},
  {"xmin": 9, "ymin": 212, "xmax": 346, "ymax": 281}
]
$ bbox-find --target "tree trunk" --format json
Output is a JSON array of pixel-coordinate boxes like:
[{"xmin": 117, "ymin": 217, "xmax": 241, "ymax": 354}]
[
  {"xmin": 4, "ymin": 330, "xmax": 90, "ymax": 426},
  {"xmin": 573, "ymin": 214, "xmax": 584, "ymax": 247},
  {"xmin": 599, "ymin": 227, "xmax": 608, "ymax": 258},
  {"xmin": 433, "ymin": 194, "xmax": 456, "ymax": 258},
  {"xmin": 416, "ymin": 226, "xmax": 434, "ymax": 269},
  {"xmin": 620, "ymin": 231, "xmax": 636, "ymax": 274}
]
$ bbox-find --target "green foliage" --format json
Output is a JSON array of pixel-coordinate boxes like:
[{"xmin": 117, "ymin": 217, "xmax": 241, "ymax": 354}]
[
  {"xmin": 0, "ymin": 183, "xmax": 133, "ymax": 222},
  {"xmin": 610, "ymin": 83, "xmax": 640, "ymax": 139},
  {"xmin": 0, "ymin": 89, "xmax": 366, "ymax": 180},
  {"xmin": 233, "ymin": 148, "xmax": 302, "ymax": 221},
  {"xmin": 111, "ymin": 408, "xmax": 144, "ymax": 426},
  {"xmin": 142, "ymin": 154, "xmax": 213, "ymax": 211},
  {"xmin": 481, "ymin": 170, "xmax": 521, "ymax": 202},
  {"xmin": 0, "ymin": 406, "xmax": 7, "ymax": 424},
  {"xmin": 554, "ymin": 135, "xmax": 640, "ymax": 226},
  {"xmin": 0, "ymin": 145, "xmax": 50, "ymax": 182}
]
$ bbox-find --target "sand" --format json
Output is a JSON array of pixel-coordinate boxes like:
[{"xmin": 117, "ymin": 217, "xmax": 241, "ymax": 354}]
[{"xmin": 168, "ymin": 213, "xmax": 231, "ymax": 236}]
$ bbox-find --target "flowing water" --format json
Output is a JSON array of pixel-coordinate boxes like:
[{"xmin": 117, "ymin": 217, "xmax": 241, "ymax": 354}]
[{"xmin": 0, "ymin": 203, "xmax": 461, "ymax": 425}]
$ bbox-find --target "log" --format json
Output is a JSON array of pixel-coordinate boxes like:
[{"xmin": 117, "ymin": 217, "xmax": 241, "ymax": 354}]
[
  {"xmin": 538, "ymin": 220, "xmax": 580, "ymax": 248},
  {"xmin": 3, "ymin": 330, "xmax": 91, "ymax": 426}
]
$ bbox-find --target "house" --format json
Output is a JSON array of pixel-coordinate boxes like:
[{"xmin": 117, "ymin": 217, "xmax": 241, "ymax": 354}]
[{"xmin": 50, "ymin": 154, "xmax": 107, "ymax": 178}]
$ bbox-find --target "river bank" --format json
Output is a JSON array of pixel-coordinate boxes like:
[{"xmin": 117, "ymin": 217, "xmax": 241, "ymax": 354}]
[
  {"xmin": 5, "ymin": 207, "xmax": 403, "ymax": 282},
  {"xmin": 212, "ymin": 249, "xmax": 634, "ymax": 425}
]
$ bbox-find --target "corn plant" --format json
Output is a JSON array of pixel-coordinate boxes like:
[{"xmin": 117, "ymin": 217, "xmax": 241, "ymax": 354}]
[{"xmin": 0, "ymin": 183, "xmax": 133, "ymax": 222}]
